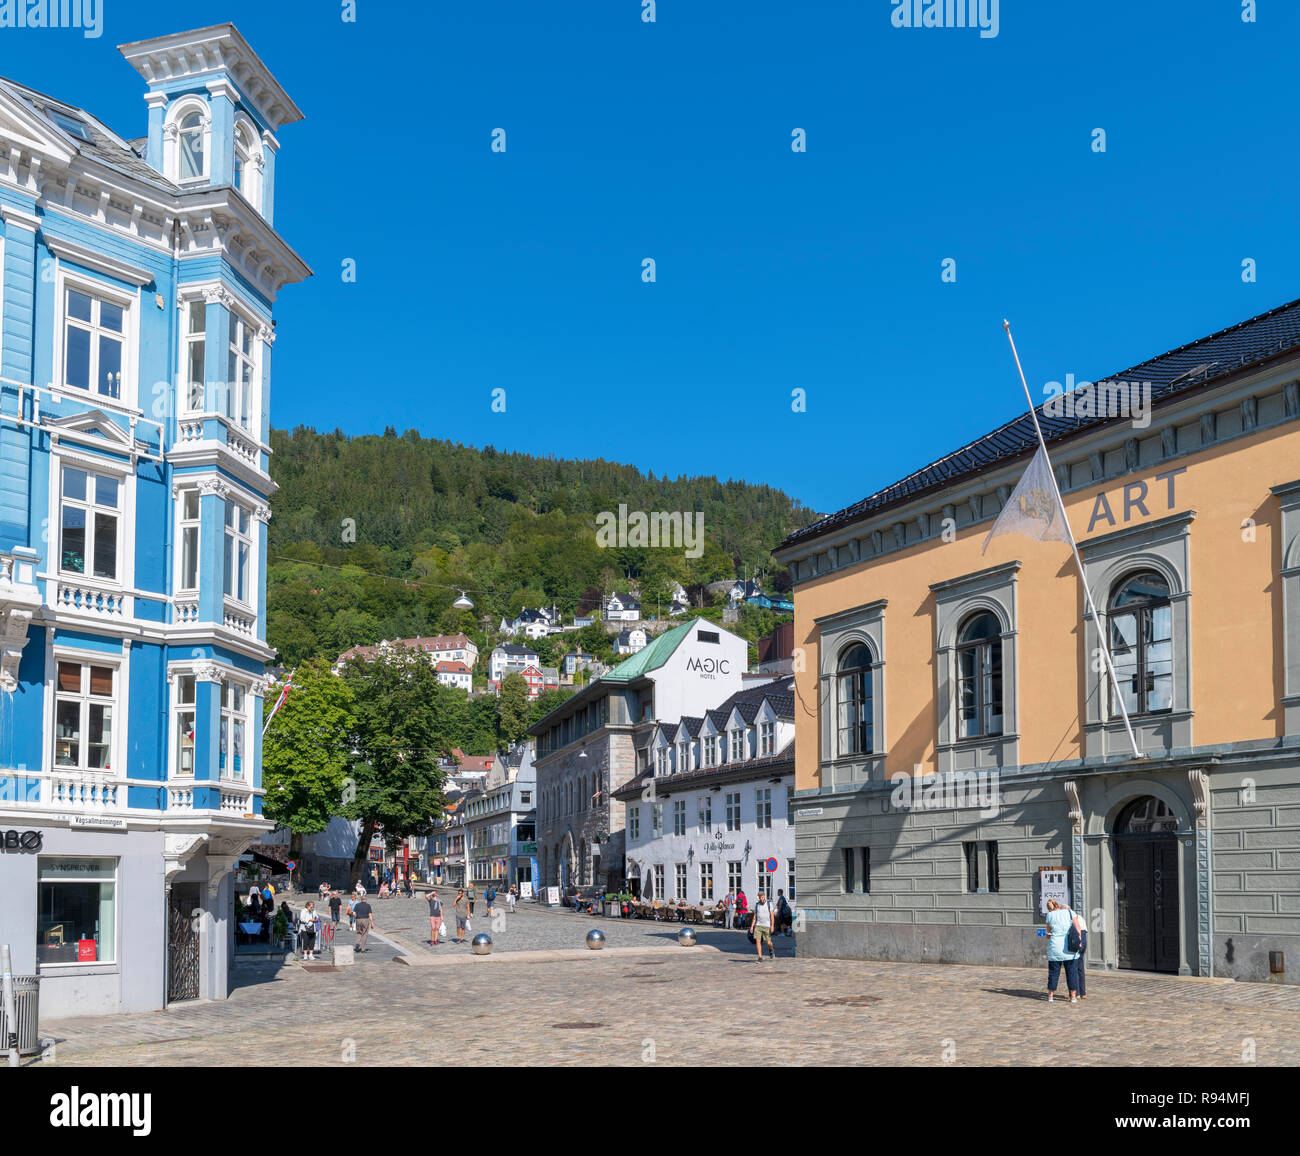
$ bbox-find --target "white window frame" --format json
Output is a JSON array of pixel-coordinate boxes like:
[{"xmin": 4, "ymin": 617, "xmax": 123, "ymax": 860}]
[
  {"xmin": 651, "ymin": 804, "xmax": 663, "ymax": 837},
  {"xmin": 672, "ymin": 798, "xmax": 686, "ymax": 836},
  {"xmin": 674, "ymin": 862, "xmax": 687, "ymax": 900},
  {"xmin": 219, "ymin": 678, "xmax": 250, "ymax": 782},
  {"xmin": 700, "ymin": 861, "xmax": 714, "ymax": 901},
  {"xmin": 725, "ymin": 791, "xmax": 741, "ymax": 832},
  {"xmin": 727, "ymin": 861, "xmax": 742, "ymax": 893},
  {"xmin": 170, "ymin": 670, "xmax": 197, "ymax": 778},
  {"xmin": 760, "ymin": 720, "xmax": 775, "ymax": 756},
  {"xmin": 52, "ymin": 656, "xmax": 119, "ymax": 773},
  {"xmin": 698, "ymin": 794, "xmax": 712, "ymax": 832},
  {"xmin": 703, "ymin": 734, "xmax": 718, "ymax": 767},
  {"xmin": 56, "ymin": 462, "xmax": 123, "ymax": 586},
  {"xmin": 180, "ymin": 297, "xmax": 207, "ymax": 415},
  {"xmin": 756, "ymin": 787, "xmax": 772, "ymax": 830},
  {"xmin": 225, "ymin": 306, "xmax": 260, "ymax": 432},
  {"xmin": 730, "ymin": 728, "xmax": 745, "ymax": 763},
  {"xmin": 223, "ymin": 496, "xmax": 255, "ymax": 607},
  {"xmin": 176, "ymin": 486, "xmax": 201, "ymax": 594},
  {"xmin": 166, "ymin": 98, "xmax": 211, "ymax": 186},
  {"xmin": 53, "ymin": 268, "xmax": 139, "ymax": 413},
  {"xmin": 233, "ymin": 116, "xmax": 263, "ymax": 210}
]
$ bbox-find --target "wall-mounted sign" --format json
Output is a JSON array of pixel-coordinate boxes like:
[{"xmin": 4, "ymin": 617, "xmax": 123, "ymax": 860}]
[
  {"xmin": 765, "ymin": 857, "xmax": 779, "ymax": 873},
  {"xmin": 1, "ymin": 829, "xmax": 42, "ymax": 852},
  {"xmin": 69, "ymin": 816, "xmax": 126, "ymax": 831},
  {"xmin": 1038, "ymin": 866, "xmax": 1070, "ymax": 915},
  {"xmin": 795, "ymin": 808, "xmax": 823, "ymax": 818}
]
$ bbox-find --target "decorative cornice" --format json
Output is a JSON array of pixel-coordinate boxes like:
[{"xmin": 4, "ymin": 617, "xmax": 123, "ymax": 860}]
[{"xmin": 45, "ymin": 233, "xmax": 155, "ymax": 286}]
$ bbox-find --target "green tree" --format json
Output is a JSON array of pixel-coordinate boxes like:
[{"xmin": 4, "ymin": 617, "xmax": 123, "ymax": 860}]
[
  {"xmin": 497, "ymin": 672, "xmax": 531, "ymax": 745},
  {"xmin": 261, "ymin": 658, "xmax": 356, "ymax": 888},
  {"xmin": 341, "ymin": 651, "xmax": 454, "ymax": 884}
]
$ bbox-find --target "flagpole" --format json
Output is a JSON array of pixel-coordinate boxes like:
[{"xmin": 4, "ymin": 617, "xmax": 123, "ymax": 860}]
[
  {"xmin": 1001, "ymin": 321, "xmax": 1143, "ymax": 761},
  {"xmin": 262, "ymin": 667, "xmax": 296, "ymax": 739}
]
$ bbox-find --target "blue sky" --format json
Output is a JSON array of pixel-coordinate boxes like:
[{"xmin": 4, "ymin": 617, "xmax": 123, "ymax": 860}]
[{"xmin": 7, "ymin": 1, "xmax": 1297, "ymax": 515}]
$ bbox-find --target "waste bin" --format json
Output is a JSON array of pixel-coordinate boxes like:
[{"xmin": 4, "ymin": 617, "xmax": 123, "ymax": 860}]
[{"xmin": 0, "ymin": 975, "xmax": 41, "ymax": 1056}]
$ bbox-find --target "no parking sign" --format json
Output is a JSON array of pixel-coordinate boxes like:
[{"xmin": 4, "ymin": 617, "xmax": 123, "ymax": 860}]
[{"xmin": 765, "ymin": 857, "xmax": 778, "ymax": 873}]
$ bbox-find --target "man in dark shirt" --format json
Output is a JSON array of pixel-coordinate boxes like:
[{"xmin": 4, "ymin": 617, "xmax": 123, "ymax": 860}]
[
  {"xmin": 328, "ymin": 891, "xmax": 342, "ymax": 927},
  {"xmin": 353, "ymin": 898, "xmax": 374, "ymax": 951}
]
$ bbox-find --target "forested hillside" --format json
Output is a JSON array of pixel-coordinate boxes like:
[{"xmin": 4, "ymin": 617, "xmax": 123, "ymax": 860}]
[{"xmin": 265, "ymin": 426, "xmax": 816, "ymax": 667}]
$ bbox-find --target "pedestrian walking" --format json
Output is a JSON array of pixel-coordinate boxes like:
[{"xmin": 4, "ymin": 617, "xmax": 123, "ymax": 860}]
[
  {"xmin": 346, "ymin": 895, "xmax": 357, "ymax": 932},
  {"xmin": 297, "ymin": 901, "xmax": 318, "ymax": 960},
  {"xmin": 328, "ymin": 890, "xmax": 342, "ymax": 929},
  {"xmin": 723, "ymin": 890, "xmax": 736, "ymax": 930},
  {"xmin": 486, "ymin": 885, "xmax": 496, "ymax": 917},
  {"xmin": 774, "ymin": 889, "xmax": 794, "ymax": 936},
  {"xmin": 507, "ymin": 886, "xmax": 517, "ymax": 914},
  {"xmin": 353, "ymin": 896, "xmax": 374, "ymax": 952},
  {"xmin": 467, "ymin": 883, "xmax": 476, "ymax": 916},
  {"xmin": 752, "ymin": 892, "xmax": 775, "ymax": 961},
  {"xmin": 427, "ymin": 889, "xmax": 444, "ymax": 946},
  {"xmin": 453, "ymin": 889, "xmax": 469, "ymax": 943},
  {"xmin": 1070, "ymin": 906, "xmax": 1088, "ymax": 999},
  {"xmin": 1043, "ymin": 898, "xmax": 1080, "ymax": 1003}
]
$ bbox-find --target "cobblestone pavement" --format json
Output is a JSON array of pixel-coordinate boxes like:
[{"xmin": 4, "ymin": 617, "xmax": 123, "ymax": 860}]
[
  {"xmin": 335, "ymin": 893, "xmax": 779, "ymax": 960},
  {"xmin": 34, "ymin": 903, "xmax": 1300, "ymax": 1067}
]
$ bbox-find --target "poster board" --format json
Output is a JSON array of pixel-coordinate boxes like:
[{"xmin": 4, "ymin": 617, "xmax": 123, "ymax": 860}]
[
  {"xmin": 545, "ymin": 886, "xmax": 560, "ymax": 906},
  {"xmin": 519, "ymin": 881, "xmax": 533, "ymax": 899},
  {"xmin": 1038, "ymin": 866, "xmax": 1070, "ymax": 915}
]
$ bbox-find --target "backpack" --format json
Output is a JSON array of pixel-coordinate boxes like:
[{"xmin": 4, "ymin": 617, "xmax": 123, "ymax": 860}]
[{"xmin": 1066, "ymin": 910, "xmax": 1087, "ymax": 956}]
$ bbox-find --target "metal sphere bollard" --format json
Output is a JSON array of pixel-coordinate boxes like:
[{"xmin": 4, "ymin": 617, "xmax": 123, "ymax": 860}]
[
  {"xmin": 471, "ymin": 933, "xmax": 493, "ymax": 956},
  {"xmin": 678, "ymin": 926, "xmax": 697, "ymax": 946},
  {"xmin": 586, "ymin": 929, "xmax": 606, "ymax": 950}
]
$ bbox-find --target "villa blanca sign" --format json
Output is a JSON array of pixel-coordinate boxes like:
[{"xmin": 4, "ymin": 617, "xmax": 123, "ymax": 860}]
[{"xmin": 703, "ymin": 830, "xmax": 737, "ymax": 854}]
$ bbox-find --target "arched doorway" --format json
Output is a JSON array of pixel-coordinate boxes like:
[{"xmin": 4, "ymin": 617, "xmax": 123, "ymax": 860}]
[{"xmin": 1114, "ymin": 796, "xmax": 1180, "ymax": 973}]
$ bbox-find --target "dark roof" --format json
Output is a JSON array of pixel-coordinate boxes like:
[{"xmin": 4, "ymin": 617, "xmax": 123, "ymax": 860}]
[
  {"xmin": 614, "ymin": 744, "xmax": 795, "ymax": 800},
  {"xmin": 0, "ymin": 77, "xmax": 181, "ymax": 194},
  {"xmin": 780, "ymin": 296, "xmax": 1300, "ymax": 550},
  {"xmin": 496, "ymin": 644, "xmax": 538, "ymax": 657},
  {"xmin": 610, "ymin": 592, "xmax": 641, "ymax": 607}
]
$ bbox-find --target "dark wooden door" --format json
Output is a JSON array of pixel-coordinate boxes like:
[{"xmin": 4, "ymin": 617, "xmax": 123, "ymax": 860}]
[{"xmin": 1116, "ymin": 837, "xmax": 1179, "ymax": 973}]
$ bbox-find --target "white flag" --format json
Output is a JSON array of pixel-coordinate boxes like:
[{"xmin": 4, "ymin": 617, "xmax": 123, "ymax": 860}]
[{"xmin": 981, "ymin": 445, "xmax": 1072, "ymax": 554}]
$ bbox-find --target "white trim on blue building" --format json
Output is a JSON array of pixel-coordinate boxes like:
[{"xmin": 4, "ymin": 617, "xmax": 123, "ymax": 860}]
[{"xmin": 0, "ymin": 24, "xmax": 308, "ymax": 1016}]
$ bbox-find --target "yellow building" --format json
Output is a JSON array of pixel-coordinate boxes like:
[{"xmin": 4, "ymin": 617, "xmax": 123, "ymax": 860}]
[{"xmin": 774, "ymin": 300, "xmax": 1300, "ymax": 981}]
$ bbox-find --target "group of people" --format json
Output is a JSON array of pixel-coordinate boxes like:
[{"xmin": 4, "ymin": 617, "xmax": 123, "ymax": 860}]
[
  {"xmin": 424, "ymin": 884, "xmax": 519, "ymax": 946},
  {"xmin": 293, "ymin": 882, "xmax": 377, "ymax": 959}
]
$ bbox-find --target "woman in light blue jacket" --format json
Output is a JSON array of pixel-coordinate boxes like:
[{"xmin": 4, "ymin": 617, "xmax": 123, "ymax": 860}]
[{"xmin": 1044, "ymin": 898, "xmax": 1080, "ymax": 1003}]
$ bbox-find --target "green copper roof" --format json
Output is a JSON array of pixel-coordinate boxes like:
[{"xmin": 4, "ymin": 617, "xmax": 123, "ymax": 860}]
[{"xmin": 602, "ymin": 618, "xmax": 698, "ymax": 682}]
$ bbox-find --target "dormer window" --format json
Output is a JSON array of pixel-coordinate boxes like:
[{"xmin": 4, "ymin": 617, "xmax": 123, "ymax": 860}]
[{"xmin": 179, "ymin": 111, "xmax": 205, "ymax": 181}]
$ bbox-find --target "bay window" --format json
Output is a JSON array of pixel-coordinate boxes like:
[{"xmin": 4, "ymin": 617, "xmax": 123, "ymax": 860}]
[
  {"xmin": 226, "ymin": 311, "xmax": 257, "ymax": 430},
  {"xmin": 54, "ymin": 660, "xmax": 115, "ymax": 771},
  {"xmin": 223, "ymin": 499, "xmax": 252, "ymax": 604},
  {"xmin": 178, "ymin": 489, "xmax": 200, "ymax": 592},
  {"xmin": 173, "ymin": 674, "xmax": 196, "ymax": 776},
  {"xmin": 219, "ymin": 682, "xmax": 247, "ymax": 780},
  {"xmin": 182, "ymin": 300, "xmax": 206, "ymax": 413},
  {"xmin": 60, "ymin": 467, "xmax": 120, "ymax": 581}
]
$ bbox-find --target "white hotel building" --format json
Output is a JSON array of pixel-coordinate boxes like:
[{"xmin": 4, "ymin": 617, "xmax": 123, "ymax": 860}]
[{"xmin": 614, "ymin": 677, "xmax": 796, "ymax": 905}]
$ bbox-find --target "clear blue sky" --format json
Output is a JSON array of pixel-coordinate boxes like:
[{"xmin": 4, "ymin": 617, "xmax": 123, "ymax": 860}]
[{"xmin": 9, "ymin": 1, "xmax": 1296, "ymax": 516}]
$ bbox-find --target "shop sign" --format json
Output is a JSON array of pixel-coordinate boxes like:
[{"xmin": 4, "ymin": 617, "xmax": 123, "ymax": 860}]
[
  {"xmin": 0, "ymin": 829, "xmax": 42, "ymax": 852},
  {"xmin": 77, "ymin": 939, "xmax": 97, "ymax": 962},
  {"xmin": 703, "ymin": 830, "xmax": 737, "ymax": 854}
]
